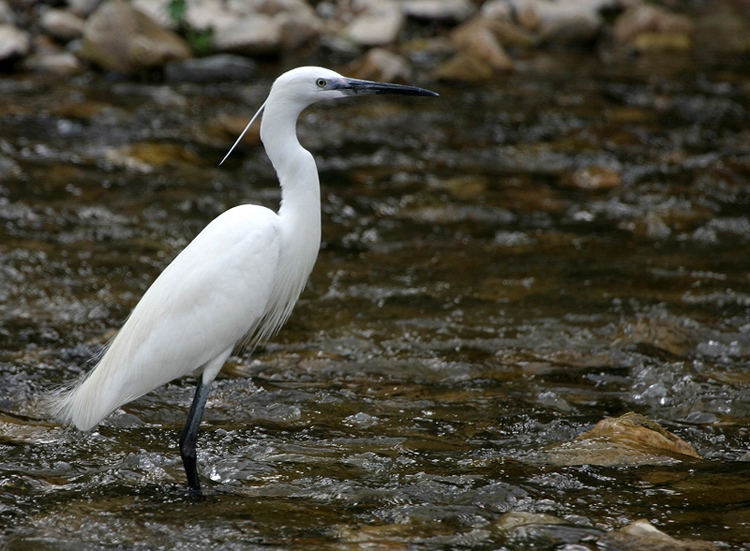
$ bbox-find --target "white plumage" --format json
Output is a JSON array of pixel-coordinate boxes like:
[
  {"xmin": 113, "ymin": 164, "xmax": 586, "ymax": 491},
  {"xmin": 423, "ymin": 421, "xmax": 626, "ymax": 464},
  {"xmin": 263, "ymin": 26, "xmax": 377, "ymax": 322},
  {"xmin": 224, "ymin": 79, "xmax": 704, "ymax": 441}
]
[{"xmin": 49, "ymin": 66, "xmax": 437, "ymax": 493}]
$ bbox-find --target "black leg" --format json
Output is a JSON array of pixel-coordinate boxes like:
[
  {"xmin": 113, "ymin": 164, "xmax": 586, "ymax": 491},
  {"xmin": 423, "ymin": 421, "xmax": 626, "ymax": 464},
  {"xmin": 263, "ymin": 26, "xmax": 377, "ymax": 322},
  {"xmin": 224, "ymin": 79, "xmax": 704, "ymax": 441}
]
[{"xmin": 179, "ymin": 377, "xmax": 211, "ymax": 495}]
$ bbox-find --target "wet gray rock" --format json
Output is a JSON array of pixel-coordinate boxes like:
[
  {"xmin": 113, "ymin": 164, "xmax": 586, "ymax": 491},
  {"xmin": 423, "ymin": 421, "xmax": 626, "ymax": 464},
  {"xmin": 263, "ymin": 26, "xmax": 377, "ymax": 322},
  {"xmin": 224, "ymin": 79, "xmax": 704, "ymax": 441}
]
[
  {"xmin": 80, "ymin": 0, "xmax": 191, "ymax": 73},
  {"xmin": 164, "ymin": 54, "xmax": 256, "ymax": 82}
]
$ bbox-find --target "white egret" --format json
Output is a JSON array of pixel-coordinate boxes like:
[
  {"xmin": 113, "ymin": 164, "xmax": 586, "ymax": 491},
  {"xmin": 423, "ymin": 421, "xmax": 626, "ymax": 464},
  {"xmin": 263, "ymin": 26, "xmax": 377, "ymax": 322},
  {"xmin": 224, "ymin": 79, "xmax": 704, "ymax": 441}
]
[{"xmin": 51, "ymin": 66, "xmax": 437, "ymax": 494}]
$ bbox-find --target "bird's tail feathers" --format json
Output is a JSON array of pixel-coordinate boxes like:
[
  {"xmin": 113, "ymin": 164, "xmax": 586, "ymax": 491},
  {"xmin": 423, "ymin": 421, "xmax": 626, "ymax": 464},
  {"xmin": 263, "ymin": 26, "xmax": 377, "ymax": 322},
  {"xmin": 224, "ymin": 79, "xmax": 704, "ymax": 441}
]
[{"xmin": 45, "ymin": 377, "xmax": 89, "ymax": 429}]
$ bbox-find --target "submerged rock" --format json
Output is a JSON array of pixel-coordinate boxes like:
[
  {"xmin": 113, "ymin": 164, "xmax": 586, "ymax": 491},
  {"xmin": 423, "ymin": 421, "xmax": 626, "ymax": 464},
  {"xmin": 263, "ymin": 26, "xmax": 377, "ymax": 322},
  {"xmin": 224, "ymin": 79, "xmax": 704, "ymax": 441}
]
[
  {"xmin": 105, "ymin": 142, "xmax": 200, "ymax": 172},
  {"xmin": 561, "ymin": 165, "xmax": 621, "ymax": 190},
  {"xmin": 540, "ymin": 412, "xmax": 701, "ymax": 466},
  {"xmin": 615, "ymin": 316, "xmax": 700, "ymax": 357},
  {"xmin": 80, "ymin": 0, "xmax": 191, "ymax": 73},
  {"xmin": 496, "ymin": 514, "xmax": 718, "ymax": 550},
  {"xmin": 599, "ymin": 519, "xmax": 720, "ymax": 551}
]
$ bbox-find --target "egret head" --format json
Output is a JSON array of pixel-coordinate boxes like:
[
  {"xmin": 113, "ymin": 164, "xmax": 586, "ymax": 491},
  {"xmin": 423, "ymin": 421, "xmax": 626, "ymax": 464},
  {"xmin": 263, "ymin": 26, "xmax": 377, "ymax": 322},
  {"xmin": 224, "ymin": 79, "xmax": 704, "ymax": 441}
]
[
  {"xmin": 270, "ymin": 66, "xmax": 439, "ymax": 106},
  {"xmin": 220, "ymin": 66, "xmax": 438, "ymax": 164}
]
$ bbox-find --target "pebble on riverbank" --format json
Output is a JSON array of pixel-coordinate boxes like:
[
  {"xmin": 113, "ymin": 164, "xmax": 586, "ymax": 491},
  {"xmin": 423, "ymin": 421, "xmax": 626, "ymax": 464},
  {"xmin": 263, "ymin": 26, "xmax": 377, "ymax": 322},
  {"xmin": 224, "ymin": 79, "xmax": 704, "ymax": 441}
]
[{"xmin": 0, "ymin": 0, "xmax": 747, "ymax": 81}]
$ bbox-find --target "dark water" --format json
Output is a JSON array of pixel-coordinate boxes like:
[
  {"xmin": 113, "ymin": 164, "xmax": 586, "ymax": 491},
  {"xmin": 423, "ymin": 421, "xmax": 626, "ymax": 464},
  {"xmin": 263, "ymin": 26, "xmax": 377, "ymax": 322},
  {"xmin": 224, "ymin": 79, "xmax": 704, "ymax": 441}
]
[{"xmin": 1, "ymin": 54, "xmax": 750, "ymax": 549}]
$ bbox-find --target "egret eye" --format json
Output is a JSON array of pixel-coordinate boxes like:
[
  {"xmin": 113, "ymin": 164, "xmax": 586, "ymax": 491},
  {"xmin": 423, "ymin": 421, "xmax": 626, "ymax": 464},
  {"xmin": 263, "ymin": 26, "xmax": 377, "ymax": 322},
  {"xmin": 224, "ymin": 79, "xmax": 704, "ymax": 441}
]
[{"xmin": 316, "ymin": 78, "xmax": 327, "ymax": 88}]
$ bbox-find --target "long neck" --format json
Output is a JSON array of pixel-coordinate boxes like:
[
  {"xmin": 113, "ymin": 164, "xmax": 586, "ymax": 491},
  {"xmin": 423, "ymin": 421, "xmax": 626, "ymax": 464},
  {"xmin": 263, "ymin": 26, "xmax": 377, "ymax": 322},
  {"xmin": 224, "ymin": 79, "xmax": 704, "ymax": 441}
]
[
  {"xmin": 260, "ymin": 99, "xmax": 321, "ymax": 223},
  {"xmin": 259, "ymin": 95, "xmax": 322, "ymax": 306}
]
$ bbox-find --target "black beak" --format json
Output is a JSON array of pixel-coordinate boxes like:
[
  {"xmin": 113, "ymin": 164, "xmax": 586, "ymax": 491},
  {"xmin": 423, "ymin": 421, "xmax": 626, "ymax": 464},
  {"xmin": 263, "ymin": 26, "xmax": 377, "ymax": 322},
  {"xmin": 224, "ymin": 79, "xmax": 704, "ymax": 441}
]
[{"xmin": 332, "ymin": 78, "xmax": 439, "ymax": 97}]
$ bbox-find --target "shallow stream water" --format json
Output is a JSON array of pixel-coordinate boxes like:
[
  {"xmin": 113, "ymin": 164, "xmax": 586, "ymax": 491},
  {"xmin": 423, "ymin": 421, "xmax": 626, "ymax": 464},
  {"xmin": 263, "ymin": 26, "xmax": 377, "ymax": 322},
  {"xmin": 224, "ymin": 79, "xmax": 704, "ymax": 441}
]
[{"xmin": 1, "ymin": 53, "xmax": 750, "ymax": 549}]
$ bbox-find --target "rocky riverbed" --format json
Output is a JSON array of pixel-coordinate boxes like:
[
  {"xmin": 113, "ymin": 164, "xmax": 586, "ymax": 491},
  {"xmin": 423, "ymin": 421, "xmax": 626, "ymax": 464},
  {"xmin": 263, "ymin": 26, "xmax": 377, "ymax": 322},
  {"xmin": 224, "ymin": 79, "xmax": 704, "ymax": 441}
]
[
  {"xmin": 1, "ymin": 1, "xmax": 750, "ymax": 550},
  {"xmin": 1, "ymin": 0, "xmax": 749, "ymax": 83}
]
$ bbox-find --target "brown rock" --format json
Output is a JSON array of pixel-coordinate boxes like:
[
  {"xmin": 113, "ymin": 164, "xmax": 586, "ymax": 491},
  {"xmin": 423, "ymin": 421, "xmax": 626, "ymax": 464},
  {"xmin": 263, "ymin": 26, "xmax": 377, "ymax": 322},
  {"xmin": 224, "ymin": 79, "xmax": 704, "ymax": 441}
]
[
  {"xmin": 540, "ymin": 412, "xmax": 702, "ymax": 467},
  {"xmin": 451, "ymin": 23, "xmax": 513, "ymax": 71},
  {"xmin": 80, "ymin": 0, "xmax": 191, "ymax": 74},
  {"xmin": 432, "ymin": 52, "xmax": 494, "ymax": 83},
  {"xmin": 347, "ymin": 48, "xmax": 412, "ymax": 83},
  {"xmin": 578, "ymin": 413, "xmax": 701, "ymax": 459},
  {"xmin": 615, "ymin": 316, "xmax": 699, "ymax": 357}
]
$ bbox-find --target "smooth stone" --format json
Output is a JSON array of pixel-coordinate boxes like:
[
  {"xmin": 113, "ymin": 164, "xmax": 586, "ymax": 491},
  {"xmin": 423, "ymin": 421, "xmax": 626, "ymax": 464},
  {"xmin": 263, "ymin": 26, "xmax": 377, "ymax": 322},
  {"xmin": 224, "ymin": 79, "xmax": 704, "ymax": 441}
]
[
  {"xmin": 41, "ymin": 9, "xmax": 86, "ymax": 42},
  {"xmin": 211, "ymin": 14, "xmax": 282, "ymax": 55},
  {"xmin": 342, "ymin": 0, "xmax": 404, "ymax": 47},
  {"xmin": 347, "ymin": 48, "xmax": 412, "ymax": 83},
  {"xmin": 402, "ymin": 0, "xmax": 475, "ymax": 23},
  {"xmin": 23, "ymin": 51, "xmax": 84, "ymax": 75},
  {"xmin": 80, "ymin": 0, "xmax": 192, "ymax": 73},
  {"xmin": 0, "ymin": 24, "xmax": 30, "ymax": 62},
  {"xmin": 450, "ymin": 18, "xmax": 515, "ymax": 71}
]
